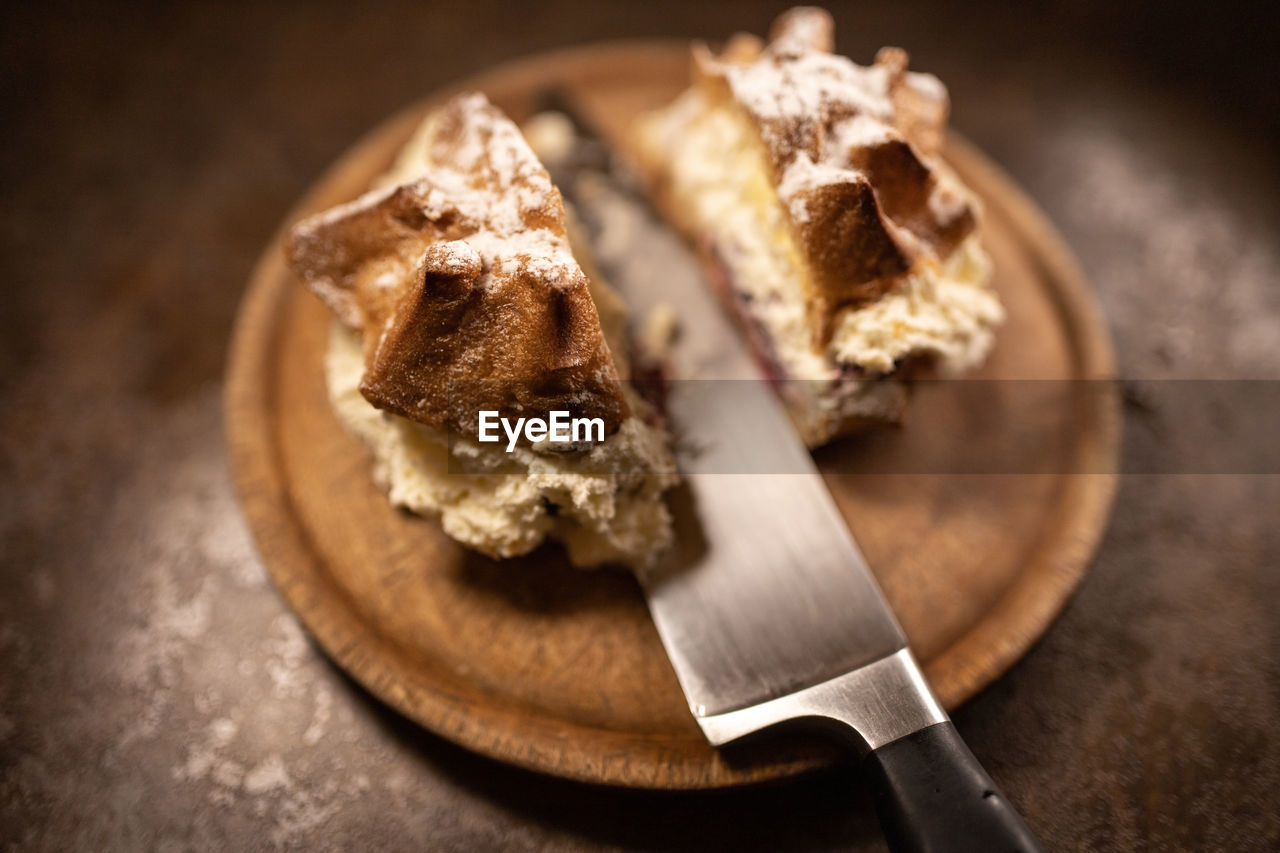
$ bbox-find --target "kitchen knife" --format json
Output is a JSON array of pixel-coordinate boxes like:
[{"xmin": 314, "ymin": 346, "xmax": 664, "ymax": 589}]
[{"xmin": 543, "ymin": 107, "xmax": 1044, "ymax": 853}]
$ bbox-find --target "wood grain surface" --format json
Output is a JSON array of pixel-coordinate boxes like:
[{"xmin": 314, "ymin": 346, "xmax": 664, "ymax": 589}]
[{"xmin": 225, "ymin": 43, "xmax": 1119, "ymax": 789}]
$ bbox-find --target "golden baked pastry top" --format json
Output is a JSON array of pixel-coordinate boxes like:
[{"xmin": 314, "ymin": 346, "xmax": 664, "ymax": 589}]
[
  {"xmin": 286, "ymin": 92, "xmax": 629, "ymax": 442},
  {"xmin": 690, "ymin": 7, "xmax": 979, "ymax": 340}
]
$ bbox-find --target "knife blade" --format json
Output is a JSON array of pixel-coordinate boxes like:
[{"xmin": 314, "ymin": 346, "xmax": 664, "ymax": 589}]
[{"xmin": 539, "ymin": 100, "xmax": 1043, "ymax": 853}]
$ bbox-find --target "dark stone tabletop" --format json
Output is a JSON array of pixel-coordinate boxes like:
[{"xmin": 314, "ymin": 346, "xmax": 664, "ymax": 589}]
[{"xmin": 2, "ymin": 1, "xmax": 1277, "ymax": 850}]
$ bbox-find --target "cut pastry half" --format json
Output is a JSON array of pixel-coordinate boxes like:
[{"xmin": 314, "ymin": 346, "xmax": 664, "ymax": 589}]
[
  {"xmin": 287, "ymin": 92, "xmax": 677, "ymax": 570},
  {"xmin": 632, "ymin": 6, "xmax": 1004, "ymax": 447}
]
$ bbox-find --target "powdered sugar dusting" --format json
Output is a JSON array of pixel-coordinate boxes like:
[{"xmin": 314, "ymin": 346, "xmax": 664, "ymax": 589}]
[
  {"xmin": 834, "ymin": 112, "xmax": 895, "ymax": 151},
  {"xmin": 707, "ymin": 10, "xmax": 964, "ymax": 241},
  {"xmin": 778, "ymin": 153, "xmax": 849, "ymax": 224},
  {"xmin": 431, "ymin": 240, "xmax": 482, "ymax": 273},
  {"xmin": 373, "ymin": 91, "xmax": 581, "ymax": 293},
  {"xmin": 728, "ymin": 52, "xmax": 893, "ymax": 126}
]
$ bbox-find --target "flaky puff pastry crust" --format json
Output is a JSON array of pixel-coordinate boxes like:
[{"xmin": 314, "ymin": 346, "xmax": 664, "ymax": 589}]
[
  {"xmin": 641, "ymin": 6, "xmax": 980, "ymax": 344},
  {"xmin": 287, "ymin": 93, "xmax": 629, "ymax": 444}
]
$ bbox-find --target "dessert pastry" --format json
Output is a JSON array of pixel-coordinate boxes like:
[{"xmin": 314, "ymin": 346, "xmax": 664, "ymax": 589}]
[
  {"xmin": 632, "ymin": 6, "xmax": 1003, "ymax": 446},
  {"xmin": 287, "ymin": 92, "xmax": 677, "ymax": 570}
]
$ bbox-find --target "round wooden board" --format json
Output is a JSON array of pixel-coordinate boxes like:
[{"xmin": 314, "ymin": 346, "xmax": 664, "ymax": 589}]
[{"xmin": 225, "ymin": 42, "xmax": 1120, "ymax": 789}]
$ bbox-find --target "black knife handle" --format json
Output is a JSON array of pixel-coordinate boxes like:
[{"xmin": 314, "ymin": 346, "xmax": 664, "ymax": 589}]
[{"xmin": 862, "ymin": 721, "xmax": 1044, "ymax": 853}]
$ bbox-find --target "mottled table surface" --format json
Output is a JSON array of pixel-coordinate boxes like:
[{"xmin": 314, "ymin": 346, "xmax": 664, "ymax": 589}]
[{"xmin": 2, "ymin": 1, "xmax": 1278, "ymax": 850}]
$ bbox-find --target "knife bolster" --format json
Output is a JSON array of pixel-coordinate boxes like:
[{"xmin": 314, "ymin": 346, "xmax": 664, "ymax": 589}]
[{"xmin": 695, "ymin": 648, "xmax": 947, "ymax": 755}]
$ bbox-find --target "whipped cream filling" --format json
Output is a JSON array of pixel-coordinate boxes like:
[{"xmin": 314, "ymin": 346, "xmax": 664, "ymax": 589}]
[
  {"xmin": 653, "ymin": 95, "xmax": 835, "ymax": 383},
  {"xmin": 829, "ymin": 238, "xmax": 1001, "ymax": 375},
  {"xmin": 325, "ymin": 323, "xmax": 677, "ymax": 570}
]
